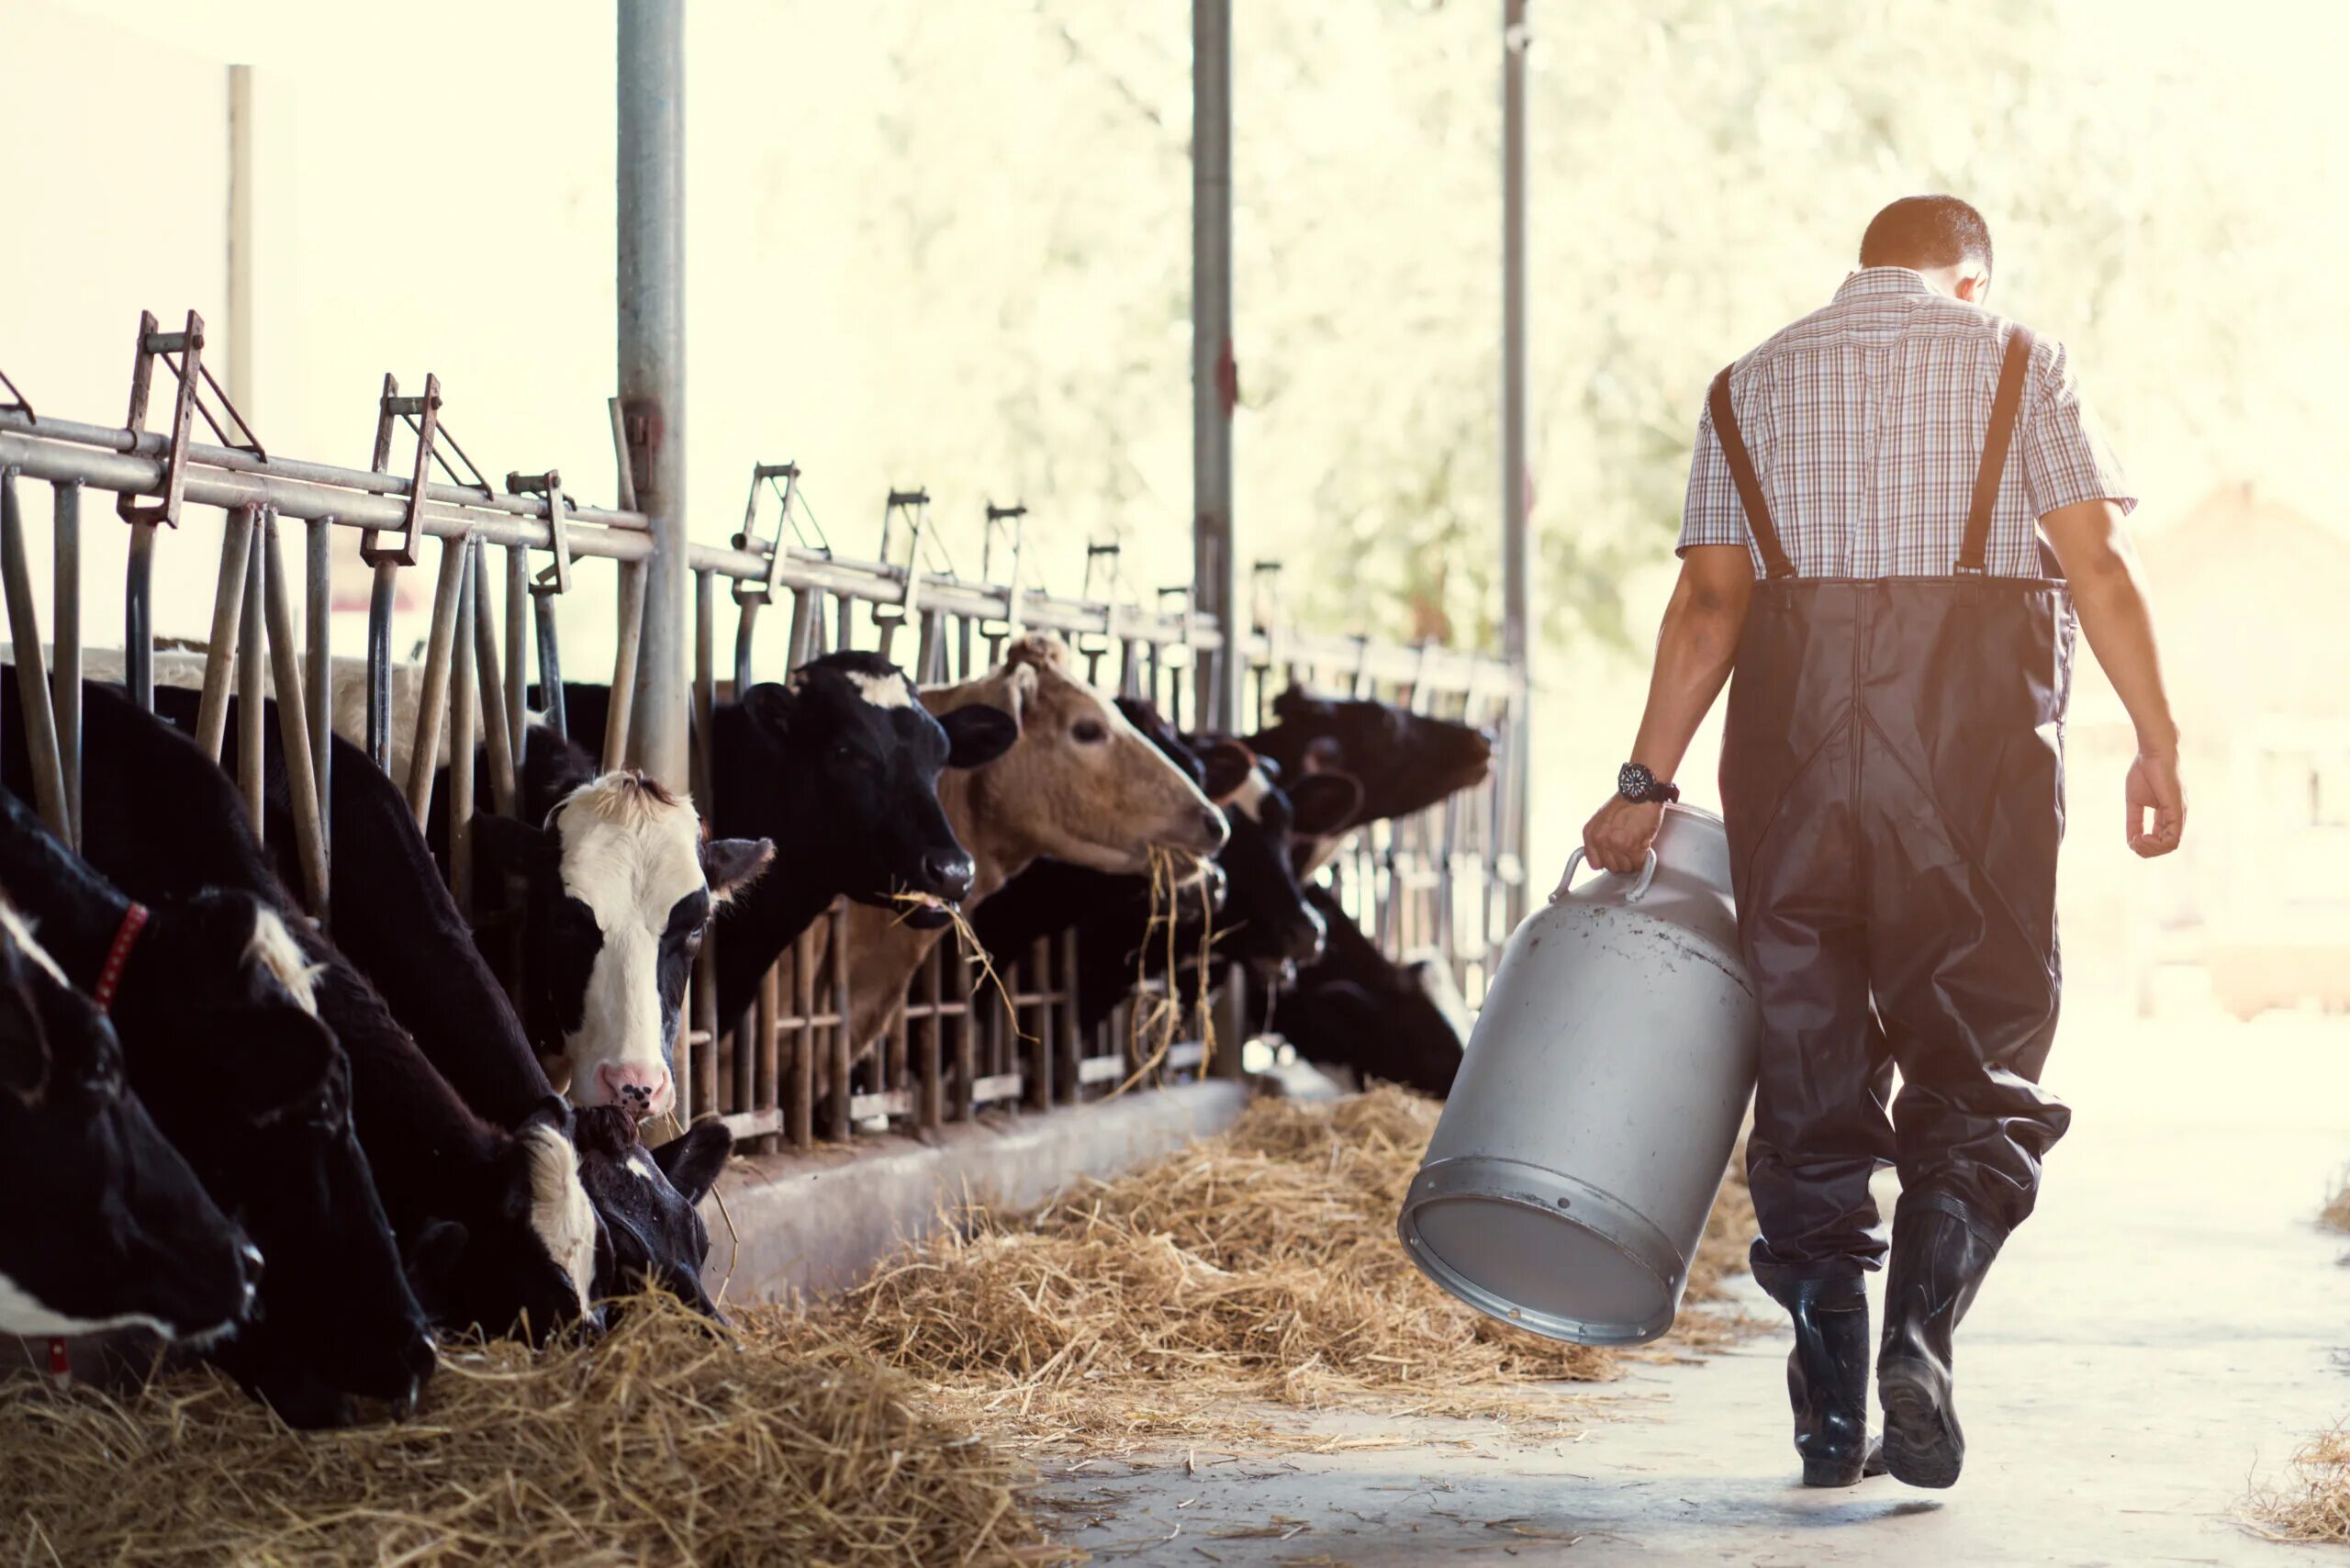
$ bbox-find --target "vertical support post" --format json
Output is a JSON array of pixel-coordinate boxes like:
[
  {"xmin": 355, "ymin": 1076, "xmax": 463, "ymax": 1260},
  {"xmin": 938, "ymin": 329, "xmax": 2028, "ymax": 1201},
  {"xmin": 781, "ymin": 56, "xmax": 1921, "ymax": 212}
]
[
  {"xmin": 124, "ymin": 522, "xmax": 157, "ymax": 713},
  {"xmin": 403, "ymin": 535, "xmax": 469, "ymax": 827},
  {"xmin": 52, "ymin": 482, "xmax": 81, "ymax": 849},
  {"xmin": 1501, "ymin": 0, "xmax": 1534, "ymax": 934},
  {"xmin": 0, "ymin": 471, "xmax": 68, "ymax": 840},
  {"xmin": 602, "ymin": 561, "xmax": 645, "ymax": 774},
  {"xmin": 503, "ymin": 545, "xmax": 527, "ymax": 762},
  {"xmin": 1193, "ymin": 0, "xmax": 1249, "ymax": 1082},
  {"xmin": 450, "ymin": 542, "xmax": 478, "ymax": 921},
  {"xmin": 305, "ymin": 519, "xmax": 333, "ymax": 922},
  {"xmin": 617, "ymin": 0, "xmax": 688, "ymax": 790},
  {"xmin": 262, "ymin": 511, "xmax": 330, "ymax": 912},
  {"xmin": 227, "ymin": 64, "xmax": 257, "ymax": 416},
  {"xmin": 472, "ymin": 550, "xmax": 517, "ymax": 819},
  {"xmin": 195, "ymin": 505, "xmax": 258, "ymax": 763},
  {"xmin": 236, "ymin": 522, "xmax": 266, "ymax": 832},
  {"xmin": 1191, "ymin": 0, "xmax": 1240, "ymax": 737}
]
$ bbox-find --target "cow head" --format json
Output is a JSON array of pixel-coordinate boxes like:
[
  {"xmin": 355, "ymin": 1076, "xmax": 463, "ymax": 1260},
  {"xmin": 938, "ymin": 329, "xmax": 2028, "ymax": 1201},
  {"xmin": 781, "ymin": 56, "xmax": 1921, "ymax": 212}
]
[
  {"xmin": 106, "ymin": 890, "xmax": 437, "ymax": 1419},
  {"xmin": 404, "ymin": 1096, "xmax": 601, "ymax": 1346},
  {"xmin": 934, "ymin": 635, "xmax": 1228, "ymax": 882},
  {"xmin": 482, "ymin": 759, "xmax": 772, "ymax": 1120},
  {"xmin": 1202, "ymin": 756, "xmax": 1361, "ymax": 978},
  {"xmin": 574, "ymin": 1106, "xmax": 731, "ymax": 1318},
  {"xmin": 738, "ymin": 652, "xmax": 1015, "ymax": 928},
  {"xmin": 0, "ymin": 899, "xmax": 259, "ymax": 1344},
  {"xmin": 1248, "ymin": 686, "xmax": 1493, "ymax": 837}
]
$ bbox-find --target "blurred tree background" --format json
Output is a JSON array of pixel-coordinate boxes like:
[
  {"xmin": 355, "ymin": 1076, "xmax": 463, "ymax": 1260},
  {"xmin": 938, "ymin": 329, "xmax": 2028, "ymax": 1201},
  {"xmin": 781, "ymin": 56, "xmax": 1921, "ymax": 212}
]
[{"xmin": 782, "ymin": 0, "xmax": 2339, "ymax": 663}]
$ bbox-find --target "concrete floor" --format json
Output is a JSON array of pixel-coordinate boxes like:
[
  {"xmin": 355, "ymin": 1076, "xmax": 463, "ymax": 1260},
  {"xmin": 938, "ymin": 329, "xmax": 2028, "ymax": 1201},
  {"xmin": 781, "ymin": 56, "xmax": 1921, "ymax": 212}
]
[{"xmin": 1041, "ymin": 1006, "xmax": 2350, "ymax": 1566}]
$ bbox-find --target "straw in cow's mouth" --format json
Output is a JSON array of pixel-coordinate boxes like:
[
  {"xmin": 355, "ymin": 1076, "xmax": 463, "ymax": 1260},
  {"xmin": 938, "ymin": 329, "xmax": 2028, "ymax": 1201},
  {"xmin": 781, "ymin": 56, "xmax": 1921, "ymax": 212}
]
[{"xmin": 888, "ymin": 891, "xmax": 1031, "ymax": 1045}]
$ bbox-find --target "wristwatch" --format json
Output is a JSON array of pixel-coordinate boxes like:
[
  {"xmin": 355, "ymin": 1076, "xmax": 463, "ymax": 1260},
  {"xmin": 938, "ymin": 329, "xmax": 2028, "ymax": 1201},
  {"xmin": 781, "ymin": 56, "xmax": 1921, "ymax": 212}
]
[{"xmin": 1617, "ymin": 762, "xmax": 1681, "ymax": 805}]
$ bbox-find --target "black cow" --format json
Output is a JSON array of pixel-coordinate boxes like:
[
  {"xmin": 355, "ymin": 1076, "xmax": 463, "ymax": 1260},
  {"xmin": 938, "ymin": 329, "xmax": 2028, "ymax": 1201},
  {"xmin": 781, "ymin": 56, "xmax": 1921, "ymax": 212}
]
[
  {"xmin": 8, "ymin": 682, "xmax": 601, "ymax": 1354},
  {"xmin": 1244, "ymin": 686, "xmax": 1493, "ymax": 838},
  {"xmin": 0, "ymin": 784, "xmax": 431, "ymax": 1428},
  {"xmin": 554, "ymin": 651, "xmax": 1018, "ymax": 1025},
  {"xmin": 0, "ymin": 896, "xmax": 258, "ymax": 1345},
  {"xmin": 973, "ymin": 702, "xmax": 1357, "ymax": 1032},
  {"xmin": 1256, "ymin": 884, "xmax": 1467, "ymax": 1097}
]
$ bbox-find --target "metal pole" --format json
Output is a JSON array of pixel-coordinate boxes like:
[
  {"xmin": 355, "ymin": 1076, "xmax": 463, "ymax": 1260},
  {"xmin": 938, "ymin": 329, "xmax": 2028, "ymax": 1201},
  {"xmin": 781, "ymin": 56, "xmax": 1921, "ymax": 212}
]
[
  {"xmin": 617, "ymin": 0, "xmax": 688, "ymax": 789},
  {"xmin": 1192, "ymin": 0, "xmax": 1248, "ymax": 1079},
  {"xmin": 1191, "ymin": 0, "xmax": 1239, "ymax": 738},
  {"xmin": 52, "ymin": 482, "xmax": 81, "ymax": 849},
  {"xmin": 1501, "ymin": 0, "xmax": 1534, "ymax": 930},
  {"xmin": 228, "ymin": 64, "xmax": 257, "ymax": 416}
]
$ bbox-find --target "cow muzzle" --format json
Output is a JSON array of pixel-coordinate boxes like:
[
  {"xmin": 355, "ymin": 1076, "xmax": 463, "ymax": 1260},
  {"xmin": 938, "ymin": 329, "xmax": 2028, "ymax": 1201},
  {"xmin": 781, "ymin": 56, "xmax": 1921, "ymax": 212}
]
[{"xmin": 593, "ymin": 1059, "xmax": 675, "ymax": 1122}]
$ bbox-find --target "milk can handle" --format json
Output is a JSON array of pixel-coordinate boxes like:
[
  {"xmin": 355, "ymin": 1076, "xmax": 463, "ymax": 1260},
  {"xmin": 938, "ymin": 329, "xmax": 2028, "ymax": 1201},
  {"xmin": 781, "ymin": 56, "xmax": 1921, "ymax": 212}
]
[{"xmin": 1553, "ymin": 846, "xmax": 1659, "ymax": 904}]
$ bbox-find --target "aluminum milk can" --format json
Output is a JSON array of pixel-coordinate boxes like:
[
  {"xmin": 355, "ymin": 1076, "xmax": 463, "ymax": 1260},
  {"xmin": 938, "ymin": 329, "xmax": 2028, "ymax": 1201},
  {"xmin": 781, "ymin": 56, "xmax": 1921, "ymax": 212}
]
[{"xmin": 1396, "ymin": 803, "xmax": 1757, "ymax": 1346}]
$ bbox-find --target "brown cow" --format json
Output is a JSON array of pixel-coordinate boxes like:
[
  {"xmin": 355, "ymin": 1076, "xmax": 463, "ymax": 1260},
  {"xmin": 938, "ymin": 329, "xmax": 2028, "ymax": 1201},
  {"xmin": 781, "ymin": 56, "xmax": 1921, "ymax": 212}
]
[{"xmin": 833, "ymin": 634, "xmax": 1228, "ymax": 1051}]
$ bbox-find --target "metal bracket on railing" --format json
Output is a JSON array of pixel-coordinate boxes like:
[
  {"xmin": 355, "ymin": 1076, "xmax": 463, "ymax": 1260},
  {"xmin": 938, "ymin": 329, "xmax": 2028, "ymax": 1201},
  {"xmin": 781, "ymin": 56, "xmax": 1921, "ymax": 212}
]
[
  {"xmin": 1076, "ymin": 540, "xmax": 1129, "ymax": 684},
  {"xmin": 871, "ymin": 487, "xmax": 936, "ymax": 662},
  {"xmin": 1407, "ymin": 639, "xmax": 1438, "ymax": 714},
  {"xmin": 0, "ymin": 365, "xmax": 33, "ymax": 423},
  {"xmin": 978, "ymin": 502, "xmax": 1028, "ymax": 657},
  {"xmin": 1251, "ymin": 560, "xmax": 1287, "ymax": 719},
  {"xmin": 1351, "ymin": 633, "xmax": 1377, "ymax": 699},
  {"xmin": 506, "ymin": 470, "xmax": 574, "ymax": 597},
  {"xmin": 118, "ymin": 308, "xmax": 264, "ymax": 532},
  {"xmin": 731, "ymin": 461, "xmax": 814, "ymax": 609},
  {"xmin": 361, "ymin": 372, "xmax": 489, "ymax": 569}
]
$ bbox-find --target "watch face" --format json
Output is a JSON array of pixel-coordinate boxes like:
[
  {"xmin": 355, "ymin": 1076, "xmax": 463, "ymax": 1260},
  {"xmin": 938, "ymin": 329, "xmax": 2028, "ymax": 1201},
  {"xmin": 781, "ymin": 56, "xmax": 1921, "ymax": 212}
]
[{"xmin": 1618, "ymin": 762, "xmax": 1651, "ymax": 800}]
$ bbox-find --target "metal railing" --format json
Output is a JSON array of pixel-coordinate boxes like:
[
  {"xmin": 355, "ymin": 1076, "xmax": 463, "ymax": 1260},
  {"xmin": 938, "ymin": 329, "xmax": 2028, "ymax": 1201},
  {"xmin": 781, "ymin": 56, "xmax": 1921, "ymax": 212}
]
[{"xmin": 0, "ymin": 317, "xmax": 1524, "ymax": 1161}]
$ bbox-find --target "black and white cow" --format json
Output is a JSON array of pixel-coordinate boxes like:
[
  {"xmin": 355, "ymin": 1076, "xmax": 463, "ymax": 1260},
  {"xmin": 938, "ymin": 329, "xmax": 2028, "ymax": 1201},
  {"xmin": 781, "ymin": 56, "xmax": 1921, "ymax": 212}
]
[
  {"xmin": 0, "ymin": 895, "xmax": 259, "ymax": 1344},
  {"xmin": 0, "ymin": 783, "xmax": 431, "ymax": 1427},
  {"xmin": 554, "ymin": 651, "xmax": 1018, "ymax": 1026},
  {"xmin": 572, "ymin": 1105, "xmax": 731, "ymax": 1318},
  {"xmin": 10, "ymin": 682, "xmax": 602, "ymax": 1355},
  {"xmin": 148, "ymin": 692, "xmax": 739, "ymax": 1316},
  {"xmin": 460, "ymin": 735, "xmax": 771, "ymax": 1118}
]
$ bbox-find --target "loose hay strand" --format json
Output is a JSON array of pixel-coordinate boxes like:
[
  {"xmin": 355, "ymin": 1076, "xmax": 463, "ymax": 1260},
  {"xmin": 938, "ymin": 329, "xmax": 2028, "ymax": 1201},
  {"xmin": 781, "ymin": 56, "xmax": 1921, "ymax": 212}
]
[
  {"xmin": 2248, "ymin": 1424, "xmax": 2350, "ymax": 1541},
  {"xmin": 3, "ymin": 1292, "xmax": 1069, "ymax": 1568}
]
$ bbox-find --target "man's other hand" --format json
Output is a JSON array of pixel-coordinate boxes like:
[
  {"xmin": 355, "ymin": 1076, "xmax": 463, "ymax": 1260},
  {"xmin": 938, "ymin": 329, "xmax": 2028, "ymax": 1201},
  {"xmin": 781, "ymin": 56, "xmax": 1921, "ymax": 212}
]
[
  {"xmin": 1578, "ymin": 796, "xmax": 1666, "ymax": 879},
  {"xmin": 2126, "ymin": 748, "xmax": 2186, "ymax": 858}
]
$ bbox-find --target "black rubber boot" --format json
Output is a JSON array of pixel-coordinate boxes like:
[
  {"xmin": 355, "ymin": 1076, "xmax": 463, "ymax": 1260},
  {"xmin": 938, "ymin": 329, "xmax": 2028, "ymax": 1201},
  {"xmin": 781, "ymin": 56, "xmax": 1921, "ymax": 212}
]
[
  {"xmin": 1780, "ymin": 1272, "xmax": 1874, "ymax": 1487},
  {"xmin": 1877, "ymin": 1196, "xmax": 2002, "ymax": 1489}
]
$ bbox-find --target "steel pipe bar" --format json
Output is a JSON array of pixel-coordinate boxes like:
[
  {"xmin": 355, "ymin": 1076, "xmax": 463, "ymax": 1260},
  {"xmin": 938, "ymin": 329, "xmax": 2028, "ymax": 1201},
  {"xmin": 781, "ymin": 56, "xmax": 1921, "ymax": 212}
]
[
  {"xmin": 0, "ymin": 471, "xmax": 69, "ymax": 839},
  {"xmin": 503, "ymin": 545, "xmax": 527, "ymax": 764},
  {"xmin": 194, "ymin": 505, "xmax": 259, "ymax": 763},
  {"xmin": 305, "ymin": 518, "xmax": 332, "ymax": 924},
  {"xmin": 449, "ymin": 542, "xmax": 478, "ymax": 921},
  {"xmin": 236, "ymin": 522, "xmax": 266, "ymax": 831},
  {"xmin": 603, "ymin": 561, "xmax": 645, "ymax": 774},
  {"xmin": 52, "ymin": 481, "xmax": 81, "ymax": 848},
  {"xmin": 533, "ymin": 592, "xmax": 567, "ymax": 744},
  {"xmin": 124, "ymin": 521, "xmax": 156, "ymax": 712},
  {"xmin": 403, "ymin": 535, "xmax": 469, "ymax": 827},
  {"xmin": 364, "ymin": 560, "xmax": 397, "ymax": 772},
  {"xmin": 472, "ymin": 543, "xmax": 517, "ymax": 820},
  {"xmin": 261, "ymin": 511, "xmax": 330, "ymax": 909}
]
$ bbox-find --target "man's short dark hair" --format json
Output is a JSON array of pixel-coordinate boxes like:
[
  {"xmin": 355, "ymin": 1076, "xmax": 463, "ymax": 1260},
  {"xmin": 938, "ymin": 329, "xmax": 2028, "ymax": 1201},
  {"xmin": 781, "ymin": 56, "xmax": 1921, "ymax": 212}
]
[{"xmin": 1859, "ymin": 196, "xmax": 1994, "ymax": 278}]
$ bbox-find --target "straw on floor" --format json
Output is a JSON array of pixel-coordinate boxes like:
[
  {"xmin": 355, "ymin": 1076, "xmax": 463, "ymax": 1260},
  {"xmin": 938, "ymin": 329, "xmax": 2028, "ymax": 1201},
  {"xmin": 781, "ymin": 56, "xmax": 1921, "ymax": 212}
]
[
  {"xmin": 2, "ymin": 1293, "xmax": 1068, "ymax": 1568},
  {"xmin": 2248, "ymin": 1425, "xmax": 2350, "ymax": 1542},
  {"xmin": 777, "ymin": 1088, "xmax": 1759, "ymax": 1449}
]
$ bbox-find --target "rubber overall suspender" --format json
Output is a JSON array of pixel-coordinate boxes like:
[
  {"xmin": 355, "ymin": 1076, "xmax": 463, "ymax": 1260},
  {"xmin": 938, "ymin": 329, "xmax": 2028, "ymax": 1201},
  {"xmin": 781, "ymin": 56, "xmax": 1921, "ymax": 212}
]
[{"xmin": 1707, "ymin": 326, "xmax": 2039, "ymax": 577}]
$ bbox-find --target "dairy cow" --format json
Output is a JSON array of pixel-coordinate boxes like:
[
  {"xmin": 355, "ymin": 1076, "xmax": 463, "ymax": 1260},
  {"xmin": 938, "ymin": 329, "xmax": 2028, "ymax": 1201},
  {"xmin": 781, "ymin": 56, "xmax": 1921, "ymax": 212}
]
[
  {"xmin": 572, "ymin": 1106, "xmax": 731, "ymax": 1317},
  {"xmin": 148, "ymin": 692, "xmax": 739, "ymax": 1315},
  {"xmin": 6, "ymin": 683, "xmax": 602, "ymax": 1353},
  {"xmin": 1244, "ymin": 686, "xmax": 1493, "ymax": 865},
  {"xmin": 0, "ymin": 896, "xmax": 258, "ymax": 1344},
  {"xmin": 1255, "ymin": 883, "xmax": 1468, "ymax": 1097},
  {"xmin": 554, "ymin": 649, "xmax": 1019, "ymax": 1028},
  {"xmin": 0, "ymin": 784, "xmax": 431, "ymax": 1427}
]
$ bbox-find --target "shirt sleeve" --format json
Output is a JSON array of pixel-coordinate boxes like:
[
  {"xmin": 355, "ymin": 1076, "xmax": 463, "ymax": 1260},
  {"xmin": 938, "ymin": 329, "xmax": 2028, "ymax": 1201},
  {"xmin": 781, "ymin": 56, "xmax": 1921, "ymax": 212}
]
[
  {"xmin": 1676, "ymin": 394, "xmax": 1751, "ymax": 556},
  {"xmin": 2021, "ymin": 336, "xmax": 2136, "ymax": 519}
]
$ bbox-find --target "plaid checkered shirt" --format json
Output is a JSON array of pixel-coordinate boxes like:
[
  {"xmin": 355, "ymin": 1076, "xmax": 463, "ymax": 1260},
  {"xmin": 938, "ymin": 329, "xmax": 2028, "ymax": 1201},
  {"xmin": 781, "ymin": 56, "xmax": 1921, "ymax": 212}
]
[{"xmin": 1678, "ymin": 267, "xmax": 2135, "ymax": 578}]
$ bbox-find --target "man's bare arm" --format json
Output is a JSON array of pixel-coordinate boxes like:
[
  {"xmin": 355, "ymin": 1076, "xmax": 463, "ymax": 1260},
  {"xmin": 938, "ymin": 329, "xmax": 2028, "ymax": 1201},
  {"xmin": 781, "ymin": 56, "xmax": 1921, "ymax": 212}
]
[
  {"xmin": 1580, "ymin": 545, "xmax": 1755, "ymax": 874},
  {"xmin": 2041, "ymin": 498, "xmax": 2185, "ymax": 857}
]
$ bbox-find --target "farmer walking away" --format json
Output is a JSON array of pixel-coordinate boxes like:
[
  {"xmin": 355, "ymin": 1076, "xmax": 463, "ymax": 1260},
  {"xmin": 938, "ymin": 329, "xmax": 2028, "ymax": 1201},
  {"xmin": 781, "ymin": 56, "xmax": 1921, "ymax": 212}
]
[{"xmin": 1580, "ymin": 195, "xmax": 2188, "ymax": 1490}]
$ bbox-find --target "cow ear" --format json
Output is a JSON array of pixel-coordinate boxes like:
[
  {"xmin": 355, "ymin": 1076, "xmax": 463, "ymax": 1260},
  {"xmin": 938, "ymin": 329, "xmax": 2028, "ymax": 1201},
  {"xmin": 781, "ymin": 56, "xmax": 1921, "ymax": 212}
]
[
  {"xmin": 1271, "ymin": 685, "xmax": 1320, "ymax": 723},
  {"xmin": 700, "ymin": 837, "xmax": 774, "ymax": 903},
  {"xmin": 742, "ymin": 681, "xmax": 799, "ymax": 742},
  {"xmin": 472, "ymin": 812, "xmax": 555, "ymax": 877},
  {"xmin": 405, "ymin": 1218, "xmax": 469, "ymax": 1296},
  {"xmin": 936, "ymin": 703, "xmax": 1019, "ymax": 770},
  {"xmin": 1287, "ymin": 771, "xmax": 1364, "ymax": 837},
  {"xmin": 653, "ymin": 1118, "xmax": 733, "ymax": 1205},
  {"xmin": 1198, "ymin": 741, "xmax": 1257, "ymax": 805},
  {"xmin": 520, "ymin": 730, "xmax": 597, "ymax": 821}
]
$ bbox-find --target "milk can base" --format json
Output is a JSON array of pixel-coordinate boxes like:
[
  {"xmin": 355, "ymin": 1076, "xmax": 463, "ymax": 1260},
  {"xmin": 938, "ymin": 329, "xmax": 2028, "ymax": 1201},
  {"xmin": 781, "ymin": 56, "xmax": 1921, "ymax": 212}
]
[{"xmin": 1397, "ymin": 1157, "xmax": 1686, "ymax": 1347}]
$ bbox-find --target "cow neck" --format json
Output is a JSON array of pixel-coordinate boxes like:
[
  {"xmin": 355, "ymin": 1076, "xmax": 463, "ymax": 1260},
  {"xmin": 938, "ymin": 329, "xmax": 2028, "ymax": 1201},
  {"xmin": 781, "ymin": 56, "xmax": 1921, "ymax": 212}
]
[
  {"xmin": 707, "ymin": 701, "xmax": 855, "ymax": 1020},
  {"xmin": 302, "ymin": 944, "xmax": 507, "ymax": 1231}
]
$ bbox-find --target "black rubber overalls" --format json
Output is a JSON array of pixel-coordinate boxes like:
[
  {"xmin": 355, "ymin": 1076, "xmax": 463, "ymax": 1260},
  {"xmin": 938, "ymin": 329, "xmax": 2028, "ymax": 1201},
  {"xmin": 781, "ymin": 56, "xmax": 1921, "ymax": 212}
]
[{"xmin": 1710, "ymin": 327, "xmax": 2076, "ymax": 1295}]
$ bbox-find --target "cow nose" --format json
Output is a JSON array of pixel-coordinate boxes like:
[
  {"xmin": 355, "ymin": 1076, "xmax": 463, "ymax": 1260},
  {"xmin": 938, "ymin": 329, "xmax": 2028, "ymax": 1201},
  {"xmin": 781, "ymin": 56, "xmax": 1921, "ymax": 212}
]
[
  {"xmin": 1286, "ymin": 908, "xmax": 1327, "ymax": 966},
  {"xmin": 238, "ymin": 1242, "xmax": 266, "ymax": 1312},
  {"xmin": 594, "ymin": 1060, "xmax": 673, "ymax": 1121},
  {"xmin": 1196, "ymin": 805, "xmax": 1231, "ymax": 851},
  {"xmin": 403, "ymin": 1328, "xmax": 439, "ymax": 1383},
  {"xmin": 920, "ymin": 850, "xmax": 975, "ymax": 903}
]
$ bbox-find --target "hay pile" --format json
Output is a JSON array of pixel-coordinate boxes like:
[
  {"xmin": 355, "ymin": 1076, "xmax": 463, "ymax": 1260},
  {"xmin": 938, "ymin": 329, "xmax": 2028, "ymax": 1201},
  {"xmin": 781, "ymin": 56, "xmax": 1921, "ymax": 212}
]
[
  {"xmin": 2, "ymin": 1294, "xmax": 1066, "ymax": 1568},
  {"xmin": 2321, "ymin": 1179, "xmax": 2350, "ymax": 1234},
  {"xmin": 2248, "ymin": 1426, "xmax": 2350, "ymax": 1541},
  {"xmin": 780, "ymin": 1089, "xmax": 1760, "ymax": 1448}
]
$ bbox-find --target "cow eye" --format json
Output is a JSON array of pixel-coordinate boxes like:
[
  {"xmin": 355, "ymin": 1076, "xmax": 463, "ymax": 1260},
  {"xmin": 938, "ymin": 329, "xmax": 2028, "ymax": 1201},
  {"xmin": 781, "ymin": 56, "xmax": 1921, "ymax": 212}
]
[{"xmin": 1072, "ymin": 719, "xmax": 1108, "ymax": 745}]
